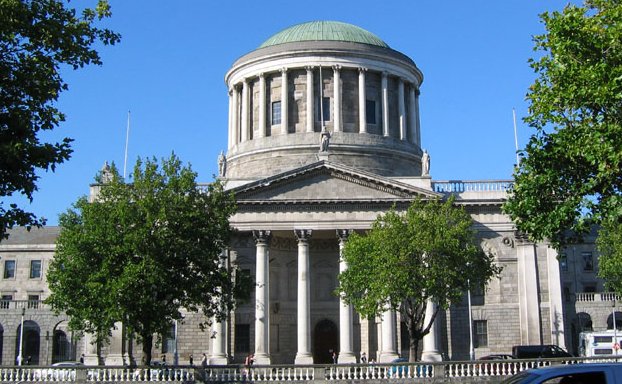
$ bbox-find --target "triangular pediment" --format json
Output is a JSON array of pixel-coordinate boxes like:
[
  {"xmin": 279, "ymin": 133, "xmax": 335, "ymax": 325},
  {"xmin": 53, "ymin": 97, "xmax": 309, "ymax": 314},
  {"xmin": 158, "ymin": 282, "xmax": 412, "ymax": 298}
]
[{"xmin": 230, "ymin": 161, "xmax": 440, "ymax": 203}]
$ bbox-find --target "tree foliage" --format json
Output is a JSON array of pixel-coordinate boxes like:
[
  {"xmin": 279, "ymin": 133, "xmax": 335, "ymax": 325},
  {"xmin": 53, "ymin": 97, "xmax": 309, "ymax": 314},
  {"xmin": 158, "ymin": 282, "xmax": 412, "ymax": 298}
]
[
  {"xmin": 46, "ymin": 154, "xmax": 237, "ymax": 365},
  {"xmin": 337, "ymin": 197, "xmax": 500, "ymax": 362},
  {"xmin": 597, "ymin": 220, "xmax": 622, "ymax": 294},
  {"xmin": 0, "ymin": 0, "xmax": 120, "ymax": 240},
  {"xmin": 504, "ymin": 0, "xmax": 622, "ymax": 250}
]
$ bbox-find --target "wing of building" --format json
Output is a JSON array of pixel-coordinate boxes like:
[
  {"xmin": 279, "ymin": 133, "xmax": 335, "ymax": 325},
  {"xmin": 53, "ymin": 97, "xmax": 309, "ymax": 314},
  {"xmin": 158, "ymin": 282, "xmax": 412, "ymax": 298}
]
[{"xmin": 0, "ymin": 21, "xmax": 609, "ymax": 366}]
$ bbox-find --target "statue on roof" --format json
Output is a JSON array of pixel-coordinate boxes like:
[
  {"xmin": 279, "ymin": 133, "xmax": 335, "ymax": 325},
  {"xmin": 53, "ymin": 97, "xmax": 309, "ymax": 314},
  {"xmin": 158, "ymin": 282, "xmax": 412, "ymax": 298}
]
[
  {"xmin": 422, "ymin": 150, "xmax": 430, "ymax": 176},
  {"xmin": 101, "ymin": 161, "xmax": 114, "ymax": 183},
  {"xmin": 218, "ymin": 151, "xmax": 227, "ymax": 177},
  {"xmin": 320, "ymin": 126, "xmax": 331, "ymax": 152}
]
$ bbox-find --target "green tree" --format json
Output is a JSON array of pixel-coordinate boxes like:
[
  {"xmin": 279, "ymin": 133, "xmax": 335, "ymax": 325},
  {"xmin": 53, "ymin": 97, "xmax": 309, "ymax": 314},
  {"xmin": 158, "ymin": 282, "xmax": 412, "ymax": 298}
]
[
  {"xmin": 337, "ymin": 197, "xmax": 500, "ymax": 362},
  {"xmin": 0, "ymin": 0, "xmax": 120, "ymax": 240},
  {"xmin": 46, "ymin": 154, "xmax": 237, "ymax": 365},
  {"xmin": 597, "ymin": 220, "xmax": 622, "ymax": 294},
  {"xmin": 504, "ymin": 0, "xmax": 622, "ymax": 251}
]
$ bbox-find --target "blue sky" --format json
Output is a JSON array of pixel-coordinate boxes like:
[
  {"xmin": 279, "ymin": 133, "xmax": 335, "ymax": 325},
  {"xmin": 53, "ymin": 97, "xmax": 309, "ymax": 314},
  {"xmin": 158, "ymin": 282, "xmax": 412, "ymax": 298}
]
[{"xmin": 19, "ymin": 0, "xmax": 577, "ymax": 225}]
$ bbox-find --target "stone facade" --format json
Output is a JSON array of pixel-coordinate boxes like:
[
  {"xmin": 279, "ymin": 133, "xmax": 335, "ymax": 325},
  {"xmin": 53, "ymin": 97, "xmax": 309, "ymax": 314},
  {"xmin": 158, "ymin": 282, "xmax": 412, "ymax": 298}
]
[{"xmin": 0, "ymin": 21, "xmax": 605, "ymax": 367}]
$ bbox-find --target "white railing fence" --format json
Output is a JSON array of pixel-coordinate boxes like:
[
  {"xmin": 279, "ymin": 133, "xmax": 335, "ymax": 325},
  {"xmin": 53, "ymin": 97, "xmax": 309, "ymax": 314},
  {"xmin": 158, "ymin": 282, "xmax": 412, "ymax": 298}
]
[{"xmin": 2, "ymin": 356, "xmax": 622, "ymax": 383}]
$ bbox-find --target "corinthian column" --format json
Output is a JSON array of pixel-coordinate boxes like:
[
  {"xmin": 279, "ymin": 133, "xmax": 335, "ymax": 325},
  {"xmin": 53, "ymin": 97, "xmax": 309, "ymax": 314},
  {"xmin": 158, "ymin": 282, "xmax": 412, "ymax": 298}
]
[
  {"xmin": 414, "ymin": 88, "xmax": 421, "ymax": 144},
  {"xmin": 280, "ymin": 68, "xmax": 288, "ymax": 135},
  {"xmin": 306, "ymin": 67, "xmax": 314, "ymax": 132},
  {"xmin": 379, "ymin": 309, "xmax": 398, "ymax": 362},
  {"xmin": 358, "ymin": 68, "xmax": 367, "ymax": 133},
  {"xmin": 398, "ymin": 78, "xmax": 406, "ymax": 140},
  {"xmin": 231, "ymin": 85, "xmax": 239, "ymax": 146},
  {"xmin": 333, "ymin": 65, "xmax": 341, "ymax": 133},
  {"xmin": 421, "ymin": 300, "xmax": 442, "ymax": 361},
  {"xmin": 227, "ymin": 88, "xmax": 233, "ymax": 149},
  {"xmin": 253, "ymin": 230, "xmax": 271, "ymax": 364},
  {"xmin": 294, "ymin": 229, "xmax": 313, "ymax": 364},
  {"xmin": 241, "ymin": 78, "xmax": 249, "ymax": 143},
  {"xmin": 381, "ymin": 72, "xmax": 389, "ymax": 137},
  {"xmin": 258, "ymin": 73, "xmax": 266, "ymax": 138},
  {"xmin": 337, "ymin": 229, "xmax": 356, "ymax": 363},
  {"xmin": 210, "ymin": 250, "xmax": 228, "ymax": 364},
  {"xmin": 408, "ymin": 86, "xmax": 417, "ymax": 144}
]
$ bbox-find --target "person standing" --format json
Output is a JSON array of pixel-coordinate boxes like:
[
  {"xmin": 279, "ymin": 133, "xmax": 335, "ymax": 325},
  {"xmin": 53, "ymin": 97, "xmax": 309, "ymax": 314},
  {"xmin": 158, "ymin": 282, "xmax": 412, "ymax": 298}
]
[
  {"xmin": 201, "ymin": 353, "xmax": 208, "ymax": 368},
  {"xmin": 189, "ymin": 354, "xmax": 193, "ymax": 366}
]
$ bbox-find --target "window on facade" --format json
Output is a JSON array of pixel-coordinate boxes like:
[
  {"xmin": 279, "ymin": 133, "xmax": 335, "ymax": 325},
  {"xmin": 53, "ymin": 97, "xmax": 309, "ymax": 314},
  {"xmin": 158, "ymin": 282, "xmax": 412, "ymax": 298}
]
[
  {"xmin": 559, "ymin": 253, "xmax": 568, "ymax": 271},
  {"xmin": 234, "ymin": 324, "xmax": 250, "ymax": 353},
  {"xmin": 0, "ymin": 294, "xmax": 12, "ymax": 309},
  {"xmin": 563, "ymin": 285, "xmax": 572, "ymax": 302},
  {"xmin": 27, "ymin": 294, "xmax": 39, "ymax": 309},
  {"xmin": 583, "ymin": 285, "xmax": 596, "ymax": 293},
  {"xmin": 30, "ymin": 260, "xmax": 41, "ymax": 279},
  {"xmin": 271, "ymin": 101, "xmax": 281, "ymax": 125},
  {"xmin": 237, "ymin": 269, "xmax": 252, "ymax": 301},
  {"xmin": 365, "ymin": 99, "xmax": 376, "ymax": 124},
  {"xmin": 582, "ymin": 252, "xmax": 594, "ymax": 271},
  {"xmin": 3, "ymin": 260, "xmax": 15, "ymax": 279},
  {"xmin": 161, "ymin": 324, "xmax": 175, "ymax": 353},
  {"xmin": 474, "ymin": 320, "xmax": 488, "ymax": 348},
  {"xmin": 316, "ymin": 96, "xmax": 330, "ymax": 122},
  {"xmin": 471, "ymin": 283, "xmax": 485, "ymax": 306}
]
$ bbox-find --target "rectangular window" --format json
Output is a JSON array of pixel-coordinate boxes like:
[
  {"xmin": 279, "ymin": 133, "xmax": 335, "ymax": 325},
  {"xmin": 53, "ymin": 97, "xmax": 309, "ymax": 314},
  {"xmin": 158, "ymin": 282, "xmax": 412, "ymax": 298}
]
[
  {"xmin": 30, "ymin": 260, "xmax": 41, "ymax": 279},
  {"xmin": 316, "ymin": 97, "xmax": 330, "ymax": 122},
  {"xmin": 366, "ymin": 99, "xmax": 376, "ymax": 124},
  {"xmin": 474, "ymin": 320, "xmax": 488, "ymax": 347},
  {"xmin": 271, "ymin": 101, "xmax": 281, "ymax": 125},
  {"xmin": 582, "ymin": 252, "xmax": 594, "ymax": 271},
  {"xmin": 560, "ymin": 253, "xmax": 568, "ymax": 271},
  {"xmin": 3, "ymin": 260, "xmax": 15, "ymax": 279},
  {"xmin": 235, "ymin": 324, "xmax": 250, "ymax": 353},
  {"xmin": 28, "ymin": 294, "xmax": 39, "ymax": 309},
  {"xmin": 1, "ymin": 295, "xmax": 12, "ymax": 309},
  {"xmin": 161, "ymin": 324, "xmax": 175, "ymax": 353}
]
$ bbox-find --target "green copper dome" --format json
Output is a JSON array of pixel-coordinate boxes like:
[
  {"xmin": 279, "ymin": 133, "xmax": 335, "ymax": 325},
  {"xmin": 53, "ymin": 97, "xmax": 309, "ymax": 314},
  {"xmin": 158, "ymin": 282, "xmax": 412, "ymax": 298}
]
[{"xmin": 259, "ymin": 21, "xmax": 389, "ymax": 49}]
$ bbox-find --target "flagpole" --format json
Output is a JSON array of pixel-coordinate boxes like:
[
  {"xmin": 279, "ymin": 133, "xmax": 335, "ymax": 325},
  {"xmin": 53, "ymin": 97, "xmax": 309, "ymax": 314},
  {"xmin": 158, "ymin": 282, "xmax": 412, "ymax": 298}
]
[
  {"xmin": 512, "ymin": 108, "xmax": 520, "ymax": 166},
  {"xmin": 123, "ymin": 110, "xmax": 130, "ymax": 179}
]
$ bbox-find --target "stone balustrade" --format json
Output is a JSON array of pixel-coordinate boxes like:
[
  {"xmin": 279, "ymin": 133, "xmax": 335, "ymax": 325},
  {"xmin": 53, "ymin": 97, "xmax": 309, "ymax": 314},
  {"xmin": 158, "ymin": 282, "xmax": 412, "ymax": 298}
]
[
  {"xmin": 2, "ymin": 357, "xmax": 622, "ymax": 383},
  {"xmin": 432, "ymin": 180, "xmax": 514, "ymax": 193},
  {"xmin": 575, "ymin": 292, "xmax": 621, "ymax": 303}
]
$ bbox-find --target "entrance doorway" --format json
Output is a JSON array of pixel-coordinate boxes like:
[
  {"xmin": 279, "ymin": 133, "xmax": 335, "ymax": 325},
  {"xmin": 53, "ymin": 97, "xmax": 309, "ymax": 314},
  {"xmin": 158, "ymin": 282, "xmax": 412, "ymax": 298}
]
[{"xmin": 313, "ymin": 319, "xmax": 338, "ymax": 364}]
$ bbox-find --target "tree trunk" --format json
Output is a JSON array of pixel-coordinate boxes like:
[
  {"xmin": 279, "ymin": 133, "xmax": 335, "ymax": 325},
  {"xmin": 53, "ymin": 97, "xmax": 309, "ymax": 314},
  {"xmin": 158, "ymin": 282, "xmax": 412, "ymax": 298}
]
[{"xmin": 142, "ymin": 333, "xmax": 153, "ymax": 366}]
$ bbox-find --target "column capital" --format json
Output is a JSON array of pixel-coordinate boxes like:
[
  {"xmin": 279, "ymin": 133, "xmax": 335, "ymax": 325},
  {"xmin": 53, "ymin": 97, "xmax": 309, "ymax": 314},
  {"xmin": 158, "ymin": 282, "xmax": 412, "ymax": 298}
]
[
  {"xmin": 381, "ymin": 70, "xmax": 389, "ymax": 78},
  {"xmin": 358, "ymin": 67, "xmax": 368, "ymax": 73},
  {"xmin": 253, "ymin": 230, "xmax": 272, "ymax": 244},
  {"xmin": 305, "ymin": 65, "xmax": 314, "ymax": 72},
  {"xmin": 415, "ymin": 88, "xmax": 421, "ymax": 97},
  {"xmin": 280, "ymin": 67, "xmax": 288, "ymax": 74},
  {"xmin": 295, "ymin": 229, "xmax": 312, "ymax": 242},
  {"xmin": 336, "ymin": 229, "xmax": 353, "ymax": 242},
  {"xmin": 258, "ymin": 72, "xmax": 265, "ymax": 79},
  {"xmin": 333, "ymin": 64, "xmax": 342, "ymax": 72}
]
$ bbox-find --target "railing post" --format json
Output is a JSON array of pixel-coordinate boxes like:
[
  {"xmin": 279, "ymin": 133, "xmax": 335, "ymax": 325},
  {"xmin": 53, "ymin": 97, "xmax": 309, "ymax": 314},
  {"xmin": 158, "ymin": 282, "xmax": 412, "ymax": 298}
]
[{"xmin": 75, "ymin": 368, "xmax": 87, "ymax": 384}]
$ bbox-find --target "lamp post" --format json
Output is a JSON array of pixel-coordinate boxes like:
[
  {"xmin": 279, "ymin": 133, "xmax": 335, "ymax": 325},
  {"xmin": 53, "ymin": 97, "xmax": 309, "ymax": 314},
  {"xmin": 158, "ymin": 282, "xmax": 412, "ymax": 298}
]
[
  {"xmin": 613, "ymin": 298, "xmax": 618, "ymax": 356},
  {"xmin": 173, "ymin": 319, "xmax": 178, "ymax": 366},
  {"xmin": 467, "ymin": 279, "xmax": 475, "ymax": 360},
  {"xmin": 18, "ymin": 307, "xmax": 25, "ymax": 366}
]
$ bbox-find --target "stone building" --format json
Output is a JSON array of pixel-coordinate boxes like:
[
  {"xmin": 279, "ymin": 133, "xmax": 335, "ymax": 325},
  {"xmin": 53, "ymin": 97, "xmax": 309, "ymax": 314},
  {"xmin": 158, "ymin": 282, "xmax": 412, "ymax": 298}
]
[{"xmin": 0, "ymin": 21, "xmax": 612, "ymax": 366}]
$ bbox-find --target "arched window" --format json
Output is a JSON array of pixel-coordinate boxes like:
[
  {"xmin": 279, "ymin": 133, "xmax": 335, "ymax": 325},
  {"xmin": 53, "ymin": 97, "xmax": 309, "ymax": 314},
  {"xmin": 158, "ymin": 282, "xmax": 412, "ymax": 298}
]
[
  {"xmin": 607, "ymin": 311, "xmax": 622, "ymax": 330},
  {"xmin": 576, "ymin": 312, "xmax": 593, "ymax": 332},
  {"xmin": 52, "ymin": 330, "xmax": 71, "ymax": 363},
  {"xmin": 15, "ymin": 320, "xmax": 40, "ymax": 365}
]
